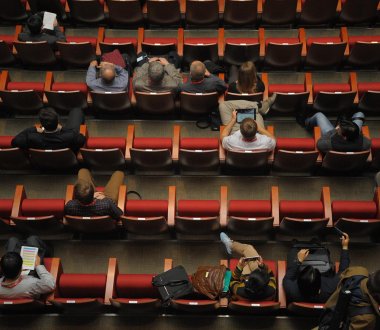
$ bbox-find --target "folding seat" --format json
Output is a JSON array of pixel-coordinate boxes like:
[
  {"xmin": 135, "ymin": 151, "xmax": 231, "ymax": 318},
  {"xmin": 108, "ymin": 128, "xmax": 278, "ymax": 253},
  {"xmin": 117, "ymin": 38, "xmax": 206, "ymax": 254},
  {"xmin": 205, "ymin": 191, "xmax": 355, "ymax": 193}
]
[
  {"xmin": 261, "ymin": 0, "xmax": 298, "ymax": 26},
  {"xmin": 174, "ymin": 186, "xmax": 225, "ymax": 237},
  {"xmin": 90, "ymin": 91, "xmax": 132, "ymax": 115},
  {"xmin": 371, "ymin": 138, "xmax": 380, "ymax": 169},
  {"xmin": 331, "ymin": 188, "xmax": 380, "ymax": 237},
  {"xmin": 57, "ymin": 37, "xmax": 97, "ymax": 68},
  {"xmin": 140, "ymin": 29, "xmax": 180, "ymax": 57},
  {"xmin": 0, "ymin": 70, "xmax": 45, "ymax": 115},
  {"xmin": 68, "ymin": 0, "xmax": 105, "ymax": 24},
  {"xmin": 345, "ymin": 30, "xmax": 380, "ymax": 68},
  {"xmin": 0, "ymin": 135, "xmax": 31, "ymax": 170},
  {"xmin": 185, "ymin": 0, "xmax": 219, "ymax": 27},
  {"xmin": 273, "ymin": 136, "xmax": 319, "ymax": 172},
  {"xmin": 0, "ymin": 0, "xmax": 27, "ymax": 22},
  {"xmin": 175, "ymin": 126, "xmax": 221, "ymax": 174},
  {"xmin": 48, "ymin": 258, "xmax": 110, "ymax": 312},
  {"xmin": 277, "ymin": 186, "xmax": 331, "ymax": 236},
  {"xmin": 261, "ymin": 72, "xmax": 310, "ymax": 114},
  {"xmin": 146, "ymin": 0, "xmax": 181, "ymax": 27},
  {"xmin": 298, "ymin": 0, "xmax": 338, "ymax": 26},
  {"xmin": 126, "ymin": 124, "xmax": 174, "ymax": 174},
  {"xmin": 120, "ymin": 186, "xmax": 175, "ymax": 236},
  {"xmin": 223, "ymin": 0, "xmax": 257, "ymax": 27},
  {"xmin": 14, "ymin": 41, "xmax": 57, "ymax": 67},
  {"xmin": 303, "ymin": 30, "xmax": 347, "ymax": 68},
  {"xmin": 225, "ymin": 92, "xmax": 263, "ymax": 102},
  {"xmin": 356, "ymin": 81, "xmax": 380, "ymax": 115},
  {"xmin": 44, "ymin": 72, "xmax": 88, "ymax": 114},
  {"xmin": 29, "ymin": 148, "xmax": 79, "ymax": 171},
  {"xmin": 0, "ymin": 188, "xmax": 16, "ymax": 234},
  {"xmin": 107, "ymin": 258, "xmax": 165, "ymax": 312},
  {"xmin": 227, "ymin": 258, "xmax": 280, "ymax": 313},
  {"xmin": 338, "ymin": 0, "xmax": 379, "ymax": 25},
  {"xmin": 0, "ymin": 258, "xmax": 60, "ymax": 311},
  {"xmin": 224, "ymin": 186, "xmax": 276, "ymax": 237},
  {"xmin": 28, "ymin": 0, "xmax": 68, "ymax": 21},
  {"xmin": 79, "ymin": 127, "xmax": 127, "ymax": 171},
  {"xmin": 134, "ymin": 92, "xmax": 176, "ymax": 116},
  {"xmin": 262, "ymin": 29, "xmax": 303, "ymax": 69},
  {"xmin": 0, "ymin": 29, "xmax": 17, "ymax": 65},
  {"xmin": 10, "ymin": 185, "xmax": 66, "ymax": 235},
  {"xmin": 180, "ymin": 92, "xmax": 219, "ymax": 116},
  {"xmin": 311, "ymin": 73, "xmax": 356, "ymax": 114},
  {"xmin": 107, "ymin": 0, "xmax": 144, "ymax": 26}
]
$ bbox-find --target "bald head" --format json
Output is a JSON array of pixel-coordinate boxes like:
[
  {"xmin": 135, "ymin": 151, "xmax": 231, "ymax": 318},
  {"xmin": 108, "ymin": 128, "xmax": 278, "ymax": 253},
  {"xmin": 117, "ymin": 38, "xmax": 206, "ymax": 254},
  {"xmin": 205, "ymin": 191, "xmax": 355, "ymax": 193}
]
[
  {"xmin": 101, "ymin": 65, "xmax": 116, "ymax": 84},
  {"xmin": 190, "ymin": 61, "xmax": 206, "ymax": 82}
]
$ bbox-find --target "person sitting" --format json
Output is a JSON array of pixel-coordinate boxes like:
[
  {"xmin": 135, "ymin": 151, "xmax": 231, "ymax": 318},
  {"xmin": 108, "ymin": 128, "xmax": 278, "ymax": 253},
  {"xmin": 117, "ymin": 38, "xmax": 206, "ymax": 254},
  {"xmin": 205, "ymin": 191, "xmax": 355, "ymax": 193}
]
[
  {"xmin": 297, "ymin": 111, "xmax": 371, "ymax": 154},
  {"xmin": 0, "ymin": 236, "xmax": 55, "ymax": 299},
  {"xmin": 133, "ymin": 57, "xmax": 182, "ymax": 94},
  {"xmin": 180, "ymin": 61, "xmax": 227, "ymax": 94},
  {"xmin": 283, "ymin": 233, "xmax": 350, "ymax": 303},
  {"xmin": 86, "ymin": 60, "xmax": 129, "ymax": 93},
  {"xmin": 11, "ymin": 107, "xmax": 85, "ymax": 152},
  {"xmin": 227, "ymin": 61, "xmax": 265, "ymax": 95},
  {"xmin": 18, "ymin": 12, "xmax": 66, "ymax": 50},
  {"xmin": 65, "ymin": 169, "xmax": 125, "ymax": 219},
  {"xmin": 221, "ymin": 110, "xmax": 276, "ymax": 151},
  {"xmin": 220, "ymin": 232, "xmax": 276, "ymax": 301}
]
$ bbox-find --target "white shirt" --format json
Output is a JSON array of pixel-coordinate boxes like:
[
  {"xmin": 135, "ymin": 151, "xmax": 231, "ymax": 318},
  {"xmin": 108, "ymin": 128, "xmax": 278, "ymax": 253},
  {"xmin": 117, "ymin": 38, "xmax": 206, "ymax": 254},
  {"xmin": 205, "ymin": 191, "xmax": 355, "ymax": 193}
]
[{"xmin": 222, "ymin": 131, "xmax": 276, "ymax": 151}]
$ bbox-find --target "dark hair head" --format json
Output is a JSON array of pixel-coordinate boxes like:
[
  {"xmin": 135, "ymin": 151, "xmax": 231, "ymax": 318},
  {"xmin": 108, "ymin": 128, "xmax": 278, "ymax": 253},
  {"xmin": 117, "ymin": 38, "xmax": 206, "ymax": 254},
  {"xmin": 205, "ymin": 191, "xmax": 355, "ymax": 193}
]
[
  {"xmin": 190, "ymin": 61, "xmax": 206, "ymax": 82},
  {"xmin": 148, "ymin": 61, "xmax": 165, "ymax": 84},
  {"xmin": 240, "ymin": 118, "xmax": 257, "ymax": 140},
  {"xmin": 73, "ymin": 180, "xmax": 94, "ymax": 205},
  {"xmin": 237, "ymin": 61, "xmax": 257, "ymax": 94},
  {"xmin": 339, "ymin": 120, "xmax": 359, "ymax": 142},
  {"xmin": 297, "ymin": 266, "xmax": 321, "ymax": 298},
  {"xmin": 0, "ymin": 252, "xmax": 23, "ymax": 279},
  {"xmin": 245, "ymin": 265, "xmax": 270, "ymax": 296},
  {"xmin": 368, "ymin": 270, "xmax": 380, "ymax": 302},
  {"xmin": 39, "ymin": 107, "xmax": 59, "ymax": 131},
  {"xmin": 27, "ymin": 14, "xmax": 43, "ymax": 35}
]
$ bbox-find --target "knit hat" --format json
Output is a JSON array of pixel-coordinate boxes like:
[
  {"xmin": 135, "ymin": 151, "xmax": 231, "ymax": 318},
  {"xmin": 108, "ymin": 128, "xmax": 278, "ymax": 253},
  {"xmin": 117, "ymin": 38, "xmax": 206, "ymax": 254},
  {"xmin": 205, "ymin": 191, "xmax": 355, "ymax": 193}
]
[{"xmin": 367, "ymin": 270, "xmax": 380, "ymax": 294}]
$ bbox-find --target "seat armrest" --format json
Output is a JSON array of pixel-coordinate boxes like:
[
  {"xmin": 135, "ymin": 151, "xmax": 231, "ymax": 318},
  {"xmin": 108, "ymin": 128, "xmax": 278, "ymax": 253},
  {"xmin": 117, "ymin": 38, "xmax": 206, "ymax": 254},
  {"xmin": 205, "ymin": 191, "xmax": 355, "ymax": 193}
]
[
  {"xmin": 259, "ymin": 28, "xmax": 265, "ymax": 58},
  {"xmin": 305, "ymin": 73, "xmax": 313, "ymax": 104},
  {"xmin": 299, "ymin": 28, "xmax": 306, "ymax": 57},
  {"xmin": 65, "ymin": 185, "xmax": 74, "ymax": 204},
  {"xmin": 118, "ymin": 185, "xmax": 127, "ymax": 212},
  {"xmin": 172, "ymin": 125, "xmax": 180, "ymax": 163},
  {"xmin": 219, "ymin": 126, "xmax": 226, "ymax": 163},
  {"xmin": 267, "ymin": 126, "xmax": 274, "ymax": 163},
  {"xmin": 105, "ymin": 258, "xmax": 118, "ymax": 305},
  {"xmin": 271, "ymin": 186, "xmax": 280, "ymax": 227},
  {"xmin": 314, "ymin": 126, "xmax": 322, "ymax": 163},
  {"xmin": 46, "ymin": 258, "xmax": 62, "ymax": 302},
  {"xmin": 177, "ymin": 28, "xmax": 184, "ymax": 57},
  {"xmin": 349, "ymin": 71, "xmax": 358, "ymax": 104},
  {"xmin": 0, "ymin": 70, "xmax": 9, "ymax": 90},
  {"xmin": 277, "ymin": 260, "xmax": 287, "ymax": 309},
  {"xmin": 321, "ymin": 186, "xmax": 332, "ymax": 227},
  {"xmin": 125, "ymin": 125, "xmax": 135, "ymax": 162},
  {"xmin": 374, "ymin": 188, "xmax": 380, "ymax": 219},
  {"xmin": 137, "ymin": 27, "xmax": 144, "ymax": 54},
  {"xmin": 96, "ymin": 27, "xmax": 105, "ymax": 56},
  {"xmin": 261, "ymin": 72, "xmax": 269, "ymax": 101},
  {"xmin": 218, "ymin": 28, "xmax": 224, "ymax": 58},
  {"xmin": 220, "ymin": 186, "xmax": 228, "ymax": 229},
  {"xmin": 168, "ymin": 186, "xmax": 176, "ymax": 228},
  {"xmin": 11, "ymin": 185, "xmax": 26, "ymax": 218},
  {"xmin": 341, "ymin": 27, "xmax": 349, "ymax": 57},
  {"xmin": 164, "ymin": 258, "xmax": 173, "ymax": 271}
]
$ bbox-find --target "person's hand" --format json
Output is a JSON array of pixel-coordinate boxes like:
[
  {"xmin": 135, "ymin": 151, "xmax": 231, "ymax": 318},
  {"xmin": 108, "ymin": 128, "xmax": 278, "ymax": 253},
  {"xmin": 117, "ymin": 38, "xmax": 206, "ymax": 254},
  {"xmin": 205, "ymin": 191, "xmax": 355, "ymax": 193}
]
[
  {"xmin": 100, "ymin": 61, "xmax": 114, "ymax": 69},
  {"xmin": 36, "ymin": 126, "xmax": 44, "ymax": 133},
  {"xmin": 297, "ymin": 249, "xmax": 310, "ymax": 263},
  {"xmin": 56, "ymin": 124, "xmax": 62, "ymax": 131},
  {"xmin": 237, "ymin": 257, "xmax": 248, "ymax": 269},
  {"xmin": 90, "ymin": 60, "xmax": 98, "ymax": 67},
  {"xmin": 257, "ymin": 256, "xmax": 264, "ymax": 267},
  {"xmin": 149, "ymin": 57, "xmax": 158, "ymax": 62},
  {"xmin": 94, "ymin": 192, "xmax": 106, "ymax": 200},
  {"xmin": 158, "ymin": 57, "xmax": 169, "ymax": 66},
  {"xmin": 204, "ymin": 69, "xmax": 211, "ymax": 77},
  {"xmin": 341, "ymin": 232, "xmax": 349, "ymax": 250},
  {"xmin": 231, "ymin": 110, "xmax": 237, "ymax": 123},
  {"xmin": 35, "ymin": 255, "xmax": 41, "ymax": 267},
  {"xmin": 53, "ymin": 19, "xmax": 58, "ymax": 27}
]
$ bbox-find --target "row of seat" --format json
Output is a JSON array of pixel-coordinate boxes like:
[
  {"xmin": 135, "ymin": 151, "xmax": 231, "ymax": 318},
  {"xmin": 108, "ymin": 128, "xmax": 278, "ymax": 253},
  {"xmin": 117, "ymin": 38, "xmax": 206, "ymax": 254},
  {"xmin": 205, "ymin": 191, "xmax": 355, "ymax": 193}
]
[
  {"xmin": 1, "ymin": 183, "xmax": 379, "ymax": 239},
  {"xmin": 1, "ymin": 0, "xmax": 379, "ymax": 28},
  {"xmin": 1, "ymin": 26, "xmax": 380, "ymax": 69},
  {"xmin": 1, "ymin": 124, "xmax": 379, "ymax": 173},
  {"xmin": 1, "ymin": 70, "xmax": 379, "ymax": 117},
  {"xmin": 0, "ymin": 257, "xmax": 358, "ymax": 317}
]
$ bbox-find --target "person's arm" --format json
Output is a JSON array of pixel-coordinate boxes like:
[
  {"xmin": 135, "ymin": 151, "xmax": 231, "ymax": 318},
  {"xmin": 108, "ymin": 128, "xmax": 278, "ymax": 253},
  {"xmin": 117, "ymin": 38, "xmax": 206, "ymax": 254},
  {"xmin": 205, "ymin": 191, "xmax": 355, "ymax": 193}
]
[
  {"xmin": 163, "ymin": 62, "xmax": 183, "ymax": 85},
  {"xmin": 208, "ymin": 74, "xmax": 227, "ymax": 94},
  {"xmin": 338, "ymin": 233, "xmax": 350, "ymax": 273},
  {"xmin": 86, "ymin": 61, "xmax": 99, "ymax": 89},
  {"xmin": 230, "ymin": 258, "xmax": 247, "ymax": 295},
  {"xmin": 30, "ymin": 264, "xmax": 56, "ymax": 296},
  {"xmin": 52, "ymin": 26, "xmax": 66, "ymax": 42},
  {"xmin": 257, "ymin": 125, "xmax": 275, "ymax": 139},
  {"xmin": 114, "ymin": 65, "xmax": 129, "ymax": 90},
  {"xmin": 221, "ymin": 110, "xmax": 237, "ymax": 142},
  {"xmin": 11, "ymin": 127, "xmax": 36, "ymax": 149},
  {"xmin": 107, "ymin": 199, "xmax": 123, "ymax": 219}
]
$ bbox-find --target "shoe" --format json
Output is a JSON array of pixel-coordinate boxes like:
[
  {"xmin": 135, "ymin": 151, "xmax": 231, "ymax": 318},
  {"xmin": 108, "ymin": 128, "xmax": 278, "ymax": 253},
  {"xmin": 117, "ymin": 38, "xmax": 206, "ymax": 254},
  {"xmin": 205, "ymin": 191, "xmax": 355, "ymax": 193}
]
[
  {"xmin": 220, "ymin": 232, "xmax": 232, "ymax": 255},
  {"xmin": 259, "ymin": 94, "xmax": 277, "ymax": 116},
  {"xmin": 268, "ymin": 93, "xmax": 277, "ymax": 107}
]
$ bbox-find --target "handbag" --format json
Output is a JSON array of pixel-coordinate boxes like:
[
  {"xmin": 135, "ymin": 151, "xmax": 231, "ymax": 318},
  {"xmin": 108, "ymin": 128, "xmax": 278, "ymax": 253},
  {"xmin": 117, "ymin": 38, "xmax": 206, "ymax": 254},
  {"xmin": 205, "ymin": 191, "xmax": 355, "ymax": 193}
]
[
  {"xmin": 152, "ymin": 265, "xmax": 193, "ymax": 307},
  {"xmin": 192, "ymin": 265, "xmax": 227, "ymax": 300},
  {"xmin": 101, "ymin": 49, "xmax": 126, "ymax": 68}
]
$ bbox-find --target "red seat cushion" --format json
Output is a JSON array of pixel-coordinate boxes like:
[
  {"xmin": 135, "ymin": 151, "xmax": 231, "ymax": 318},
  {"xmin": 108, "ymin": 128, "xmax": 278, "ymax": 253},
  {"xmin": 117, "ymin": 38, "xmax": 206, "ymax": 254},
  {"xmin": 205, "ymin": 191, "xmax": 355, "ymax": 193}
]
[
  {"xmin": 0, "ymin": 35, "xmax": 14, "ymax": 47},
  {"xmin": 348, "ymin": 35, "xmax": 380, "ymax": 47},
  {"xmin": 51, "ymin": 82, "xmax": 88, "ymax": 94},
  {"xmin": 184, "ymin": 38, "xmax": 217, "ymax": 45},
  {"xmin": 180, "ymin": 138, "xmax": 219, "ymax": 150},
  {"xmin": 103, "ymin": 37, "xmax": 138, "ymax": 48},
  {"xmin": 133, "ymin": 137, "xmax": 172, "ymax": 150},
  {"xmin": 313, "ymin": 83, "xmax": 351, "ymax": 94},
  {"xmin": 371, "ymin": 138, "xmax": 380, "ymax": 153},
  {"xmin": 225, "ymin": 38, "xmax": 259, "ymax": 45},
  {"xmin": 276, "ymin": 138, "xmax": 315, "ymax": 151},
  {"xmin": 116, "ymin": 274, "xmax": 159, "ymax": 298},
  {"xmin": 265, "ymin": 37, "xmax": 300, "ymax": 46},
  {"xmin": 0, "ymin": 200, "xmax": 13, "ymax": 218},
  {"xmin": 58, "ymin": 274, "xmax": 107, "ymax": 298},
  {"xmin": 177, "ymin": 200, "xmax": 220, "ymax": 217},
  {"xmin": 7, "ymin": 82, "xmax": 45, "ymax": 95},
  {"xmin": 86, "ymin": 137, "xmax": 126, "ymax": 151},
  {"xmin": 268, "ymin": 84, "xmax": 305, "ymax": 95},
  {"xmin": 307, "ymin": 37, "xmax": 342, "ymax": 48},
  {"xmin": 21, "ymin": 199, "xmax": 65, "ymax": 218},
  {"xmin": 0, "ymin": 136, "xmax": 14, "ymax": 148},
  {"xmin": 143, "ymin": 38, "xmax": 177, "ymax": 46},
  {"xmin": 125, "ymin": 200, "xmax": 168, "ymax": 217},
  {"xmin": 229, "ymin": 200, "xmax": 272, "ymax": 217},
  {"xmin": 332, "ymin": 201, "xmax": 378, "ymax": 221},
  {"xmin": 66, "ymin": 37, "xmax": 97, "ymax": 47},
  {"xmin": 280, "ymin": 200, "xmax": 324, "ymax": 219},
  {"xmin": 357, "ymin": 82, "xmax": 380, "ymax": 98}
]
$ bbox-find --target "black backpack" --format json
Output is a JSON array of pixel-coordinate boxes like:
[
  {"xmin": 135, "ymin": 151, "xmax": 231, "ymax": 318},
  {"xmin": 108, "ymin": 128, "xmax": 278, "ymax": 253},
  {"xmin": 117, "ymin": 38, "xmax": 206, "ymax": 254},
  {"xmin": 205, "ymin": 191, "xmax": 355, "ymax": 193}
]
[{"xmin": 294, "ymin": 243, "xmax": 334, "ymax": 276}]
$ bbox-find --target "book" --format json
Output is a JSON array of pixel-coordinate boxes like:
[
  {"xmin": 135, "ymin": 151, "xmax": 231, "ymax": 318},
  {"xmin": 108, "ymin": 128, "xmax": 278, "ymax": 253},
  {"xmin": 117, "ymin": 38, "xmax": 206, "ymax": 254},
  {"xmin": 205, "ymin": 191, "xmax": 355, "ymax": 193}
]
[
  {"xmin": 20, "ymin": 246, "xmax": 38, "ymax": 271},
  {"xmin": 43, "ymin": 12, "xmax": 57, "ymax": 31}
]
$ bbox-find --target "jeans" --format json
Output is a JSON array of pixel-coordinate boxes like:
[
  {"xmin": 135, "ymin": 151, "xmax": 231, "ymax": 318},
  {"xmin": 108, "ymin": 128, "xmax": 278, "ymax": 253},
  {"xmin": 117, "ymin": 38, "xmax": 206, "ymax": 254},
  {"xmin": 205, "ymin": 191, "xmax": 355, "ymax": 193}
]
[{"xmin": 305, "ymin": 112, "xmax": 365, "ymax": 136}]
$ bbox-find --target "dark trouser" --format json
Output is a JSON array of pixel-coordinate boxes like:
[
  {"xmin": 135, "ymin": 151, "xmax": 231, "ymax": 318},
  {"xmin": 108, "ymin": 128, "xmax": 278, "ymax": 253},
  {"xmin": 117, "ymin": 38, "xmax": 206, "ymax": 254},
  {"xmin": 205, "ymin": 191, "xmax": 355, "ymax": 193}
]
[
  {"xmin": 286, "ymin": 247, "xmax": 300, "ymax": 271},
  {"xmin": 5, "ymin": 236, "xmax": 53, "ymax": 262},
  {"xmin": 64, "ymin": 107, "xmax": 85, "ymax": 133}
]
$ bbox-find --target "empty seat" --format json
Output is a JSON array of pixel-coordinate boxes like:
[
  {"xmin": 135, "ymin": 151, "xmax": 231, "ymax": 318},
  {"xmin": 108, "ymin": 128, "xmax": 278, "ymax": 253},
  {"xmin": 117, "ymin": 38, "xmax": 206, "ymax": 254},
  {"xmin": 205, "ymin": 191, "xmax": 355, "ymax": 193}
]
[
  {"xmin": 141, "ymin": 36, "xmax": 178, "ymax": 56},
  {"xmin": 135, "ymin": 92, "xmax": 176, "ymax": 115},
  {"xmin": 225, "ymin": 149, "xmax": 272, "ymax": 172},
  {"xmin": 107, "ymin": 0, "xmax": 144, "ymax": 26},
  {"xmin": 264, "ymin": 37, "xmax": 303, "ymax": 69},
  {"xmin": 261, "ymin": 0, "xmax": 298, "ymax": 25},
  {"xmin": 299, "ymin": 0, "xmax": 338, "ymax": 25},
  {"xmin": 183, "ymin": 37, "xmax": 219, "ymax": 67},
  {"xmin": 14, "ymin": 41, "xmax": 57, "ymax": 67},
  {"xmin": 29, "ymin": 0, "xmax": 67, "ymax": 20},
  {"xmin": 57, "ymin": 41, "xmax": 96, "ymax": 68},
  {"xmin": 90, "ymin": 91, "xmax": 131, "ymax": 115},
  {"xmin": 225, "ymin": 92, "xmax": 263, "ymax": 102},
  {"xmin": 321, "ymin": 150, "xmax": 370, "ymax": 173},
  {"xmin": 0, "ymin": 135, "xmax": 31, "ymax": 170},
  {"xmin": 0, "ymin": 0, "xmax": 27, "ymax": 22},
  {"xmin": 305, "ymin": 36, "xmax": 346, "ymax": 68},
  {"xmin": 338, "ymin": 0, "xmax": 379, "ymax": 25},
  {"xmin": 357, "ymin": 82, "xmax": 380, "ymax": 114},
  {"xmin": 147, "ymin": 0, "xmax": 181, "ymax": 26},
  {"xmin": 180, "ymin": 92, "xmax": 219, "ymax": 116},
  {"xmin": 64, "ymin": 215, "xmax": 117, "ymax": 233},
  {"xmin": 100, "ymin": 33, "xmax": 138, "ymax": 64},
  {"xmin": 371, "ymin": 138, "xmax": 380, "ymax": 169},
  {"xmin": 0, "ymin": 39, "xmax": 16, "ymax": 65},
  {"xmin": 29, "ymin": 148, "xmax": 79, "ymax": 171},
  {"xmin": 223, "ymin": 0, "xmax": 257, "ymax": 27},
  {"xmin": 223, "ymin": 37, "xmax": 260, "ymax": 66},
  {"xmin": 68, "ymin": 0, "xmax": 105, "ymax": 24},
  {"xmin": 185, "ymin": 0, "xmax": 219, "ymax": 27}
]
